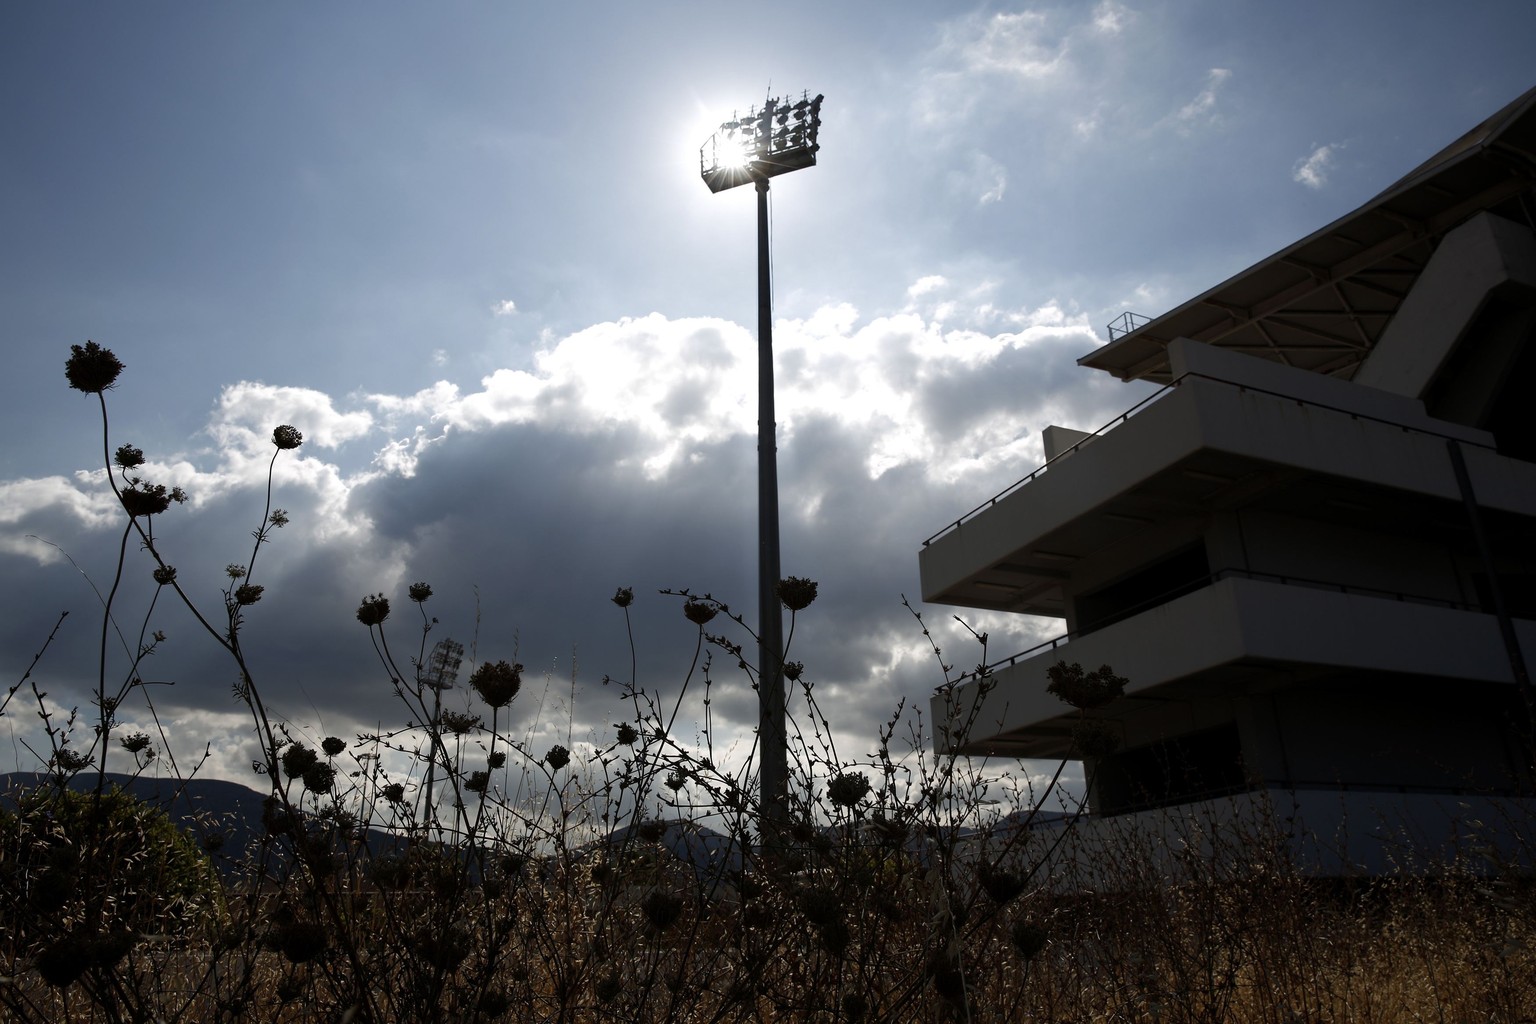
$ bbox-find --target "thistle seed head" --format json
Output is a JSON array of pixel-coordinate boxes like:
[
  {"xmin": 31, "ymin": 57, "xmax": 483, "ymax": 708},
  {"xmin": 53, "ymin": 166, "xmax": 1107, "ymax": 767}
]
[{"xmin": 65, "ymin": 341, "xmax": 124, "ymax": 394}]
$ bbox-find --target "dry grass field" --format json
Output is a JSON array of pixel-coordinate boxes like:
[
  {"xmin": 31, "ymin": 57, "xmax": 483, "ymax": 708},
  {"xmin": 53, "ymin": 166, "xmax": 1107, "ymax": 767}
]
[{"xmin": 4, "ymin": 342, "xmax": 1532, "ymax": 1023}]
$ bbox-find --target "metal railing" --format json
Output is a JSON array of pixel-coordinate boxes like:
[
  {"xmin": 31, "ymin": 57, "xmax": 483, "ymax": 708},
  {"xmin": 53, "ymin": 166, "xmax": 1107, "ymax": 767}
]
[
  {"xmin": 921, "ymin": 382, "xmax": 1174, "ymax": 546},
  {"xmin": 1106, "ymin": 311, "xmax": 1151, "ymax": 341},
  {"xmin": 922, "ymin": 369, "xmax": 1499, "ymax": 548}
]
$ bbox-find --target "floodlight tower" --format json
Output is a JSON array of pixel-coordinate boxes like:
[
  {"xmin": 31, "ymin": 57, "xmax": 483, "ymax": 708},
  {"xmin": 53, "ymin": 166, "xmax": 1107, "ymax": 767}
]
[{"xmin": 700, "ymin": 92, "xmax": 824, "ymax": 833}]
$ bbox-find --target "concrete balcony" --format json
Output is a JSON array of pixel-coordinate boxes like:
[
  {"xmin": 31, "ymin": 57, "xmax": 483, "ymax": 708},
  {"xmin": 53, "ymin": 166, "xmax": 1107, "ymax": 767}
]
[
  {"xmin": 918, "ymin": 339, "xmax": 1529, "ymax": 616},
  {"xmin": 932, "ymin": 573, "xmax": 1536, "ymax": 758}
]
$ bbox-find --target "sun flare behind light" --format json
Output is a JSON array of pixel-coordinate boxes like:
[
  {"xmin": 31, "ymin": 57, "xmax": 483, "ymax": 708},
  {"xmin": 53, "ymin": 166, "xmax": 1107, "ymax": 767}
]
[
  {"xmin": 699, "ymin": 94, "xmax": 822, "ymax": 195},
  {"xmin": 701, "ymin": 119, "xmax": 757, "ymax": 178},
  {"xmin": 713, "ymin": 129, "xmax": 753, "ymax": 169}
]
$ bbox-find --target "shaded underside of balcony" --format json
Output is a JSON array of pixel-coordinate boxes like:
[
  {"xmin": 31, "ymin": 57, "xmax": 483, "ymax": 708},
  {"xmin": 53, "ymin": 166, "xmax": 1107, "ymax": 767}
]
[
  {"xmin": 932, "ymin": 575, "xmax": 1536, "ymax": 759},
  {"xmin": 919, "ymin": 374, "xmax": 1535, "ymax": 616}
]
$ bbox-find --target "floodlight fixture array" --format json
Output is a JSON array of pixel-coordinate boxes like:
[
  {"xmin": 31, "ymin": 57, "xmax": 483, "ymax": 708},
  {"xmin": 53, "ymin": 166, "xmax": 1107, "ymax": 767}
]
[{"xmin": 700, "ymin": 93, "xmax": 823, "ymax": 194}]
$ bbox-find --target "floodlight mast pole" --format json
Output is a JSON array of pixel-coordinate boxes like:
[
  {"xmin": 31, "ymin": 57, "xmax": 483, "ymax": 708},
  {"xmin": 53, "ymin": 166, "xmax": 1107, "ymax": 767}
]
[
  {"xmin": 700, "ymin": 93, "xmax": 823, "ymax": 841},
  {"xmin": 755, "ymin": 172, "xmax": 788, "ymax": 835}
]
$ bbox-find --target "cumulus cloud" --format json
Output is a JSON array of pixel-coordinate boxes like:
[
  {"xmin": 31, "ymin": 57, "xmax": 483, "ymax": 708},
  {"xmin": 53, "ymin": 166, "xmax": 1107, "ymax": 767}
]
[
  {"xmin": 1292, "ymin": 142, "xmax": 1340, "ymax": 189},
  {"xmin": 906, "ymin": 276, "xmax": 948, "ymax": 300},
  {"xmin": 1, "ymin": 297, "xmax": 1142, "ymax": 795},
  {"xmin": 493, "ymin": 299, "xmax": 518, "ymax": 316}
]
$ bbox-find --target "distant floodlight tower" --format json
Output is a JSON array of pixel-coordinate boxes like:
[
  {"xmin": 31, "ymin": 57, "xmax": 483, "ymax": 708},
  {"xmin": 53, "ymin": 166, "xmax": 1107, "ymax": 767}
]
[
  {"xmin": 700, "ymin": 92, "xmax": 824, "ymax": 834},
  {"xmin": 427, "ymin": 638, "xmax": 464, "ymax": 691}
]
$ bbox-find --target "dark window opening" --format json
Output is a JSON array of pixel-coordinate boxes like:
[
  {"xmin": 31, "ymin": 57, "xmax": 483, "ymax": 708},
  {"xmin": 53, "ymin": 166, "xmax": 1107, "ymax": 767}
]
[
  {"xmin": 1075, "ymin": 542, "xmax": 1211, "ymax": 635},
  {"xmin": 1089, "ymin": 723, "xmax": 1249, "ymax": 816},
  {"xmin": 1470, "ymin": 572, "xmax": 1536, "ymax": 620},
  {"xmin": 1423, "ymin": 293, "xmax": 1536, "ymax": 461},
  {"xmin": 1483, "ymin": 312, "xmax": 1536, "ymax": 463}
]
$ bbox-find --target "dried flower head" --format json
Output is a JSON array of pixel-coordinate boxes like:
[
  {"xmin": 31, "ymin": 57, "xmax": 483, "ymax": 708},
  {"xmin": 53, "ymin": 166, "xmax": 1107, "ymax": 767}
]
[
  {"xmin": 683, "ymin": 598, "xmax": 717, "ymax": 625},
  {"xmin": 226, "ymin": 564, "xmax": 247, "ymax": 580},
  {"xmin": 797, "ymin": 886, "xmax": 841, "ymax": 925},
  {"xmin": 827, "ymin": 770, "xmax": 871, "ymax": 809},
  {"xmin": 611, "ymin": 586, "xmax": 634, "ymax": 608},
  {"xmin": 594, "ymin": 972, "xmax": 622, "ymax": 1004},
  {"xmin": 464, "ymin": 770, "xmax": 490, "ymax": 794},
  {"xmin": 777, "ymin": 576, "xmax": 819, "ymax": 611},
  {"xmin": 488, "ymin": 750, "xmax": 507, "ymax": 769},
  {"xmin": 268, "ymin": 508, "xmax": 290, "ymax": 528},
  {"xmin": 478, "ymin": 989, "xmax": 512, "ymax": 1017},
  {"xmin": 977, "ymin": 861, "xmax": 1026, "ymax": 905},
  {"xmin": 35, "ymin": 934, "xmax": 92, "ymax": 988},
  {"xmin": 469, "ymin": 660, "xmax": 522, "ymax": 708},
  {"xmin": 641, "ymin": 890, "xmax": 683, "ymax": 932},
  {"xmin": 1046, "ymin": 661, "xmax": 1127, "ymax": 711},
  {"xmin": 321, "ymin": 736, "xmax": 346, "ymax": 757},
  {"xmin": 152, "ymin": 565, "xmax": 178, "ymax": 585},
  {"xmin": 120, "ymin": 732, "xmax": 152, "ymax": 754},
  {"xmin": 302, "ymin": 762, "xmax": 336, "ymax": 794},
  {"xmin": 272, "ymin": 919, "xmax": 327, "ymax": 964},
  {"xmin": 271, "ymin": 424, "xmax": 304, "ymax": 450},
  {"xmin": 65, "ymin": 341, "xmax": 124, "ymax": 393},
  {"xmin": 615, "ymin": 722, "xmax": 639, "ymax": 746},
  {"xmin": 383, "ymin": 782, "xmax": 406, "ymax": 804},
  {"xmin": 281, "ymin": 742, "xmax": 319, "ymax": 779},
  {"xmin": 234, "ymin": 583, "xmax": 264, "ymax": 606},
  {"xmin": 408, "ymin": 581, "xmax": 433, "ymax": 603},
  {"xmin": 50, "ymin": 747, "xmax": 92, "ymax": 774},
  {"xmin": 545, "ymin": 745, "xmax": 571, "ymax": 771},
  {"xmin": 120, "ymin": 483, "xmax": 175, "ymax": 517},
  {"xmin": 869, "ymin": 814, "xmax": 910, "ymax": 849},
  {"xmin": 783, "ymin": 660, "xmax": 804, "ymax": 681},
  {"xmin": 1010, "ymin": 920, "xmax": 1049, "ymax": 959},
  {"xmin": 356, "ymin": 593, "xmax": 390, "ymax": 626},
  {"xmin": 440, "ymin": 710, "xmax": 481, "ymax": 735},
  {"xmin": 114, "ymin": 444, "xmax": 145, "ymax": 469}
]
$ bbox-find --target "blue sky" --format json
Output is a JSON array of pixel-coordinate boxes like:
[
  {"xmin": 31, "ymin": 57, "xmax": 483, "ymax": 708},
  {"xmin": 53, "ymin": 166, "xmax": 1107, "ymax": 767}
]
[{"xmin": 3, "ymin": 1, "xmax": 1533, "ymax": 795}]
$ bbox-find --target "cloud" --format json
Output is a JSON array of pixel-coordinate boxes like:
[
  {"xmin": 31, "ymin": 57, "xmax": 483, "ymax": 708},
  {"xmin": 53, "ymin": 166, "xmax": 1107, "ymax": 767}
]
[
  {"xmin": 909, "ymin": 4, "xmax": 1191, "ymax": 158},
  {"xmin": 976, "ymin": 154, "xmax": 1007, "ymax": 205},
  {"xmin": 1092, "ymin": 0, "xmax": 1131, "ymax": 34},
  {"xmin": 1175, "ymin": 68, "xmax": 1232, "ymax": 132},
  {"xmin": 493, "ymin": 299, "xmax": 517, "ymax": 316},
  {"xmin": 906, "ymin": 276, "xmax": 948, "ymax": 300},
  {"xmin": 914, "ymin": 7, "xmax": 1084, "ymax": 128},
  {"xmin": 209, "ymin": 382, "xmax": 376, "ymax": 454},
  {"xmin": 953, "ymin": 11, "xmax": 1071, "ymax": 80},
  {"xmin": 1292, "ymin": 142, "xmax": 1339, "ymax": 189},
  {"xmin": 1072, "ymin": 104, "xmax": 1105, "ymax": 140},
  {"xmin": 2, "ymin": 296, "xmax": 1142, "ymax": 796}
]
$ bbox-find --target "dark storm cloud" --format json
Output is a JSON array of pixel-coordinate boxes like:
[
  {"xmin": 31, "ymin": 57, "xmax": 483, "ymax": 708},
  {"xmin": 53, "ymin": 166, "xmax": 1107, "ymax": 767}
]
[{"xmin": 1, "ymin": 305, "xmax": 1140, "ymax": 784}]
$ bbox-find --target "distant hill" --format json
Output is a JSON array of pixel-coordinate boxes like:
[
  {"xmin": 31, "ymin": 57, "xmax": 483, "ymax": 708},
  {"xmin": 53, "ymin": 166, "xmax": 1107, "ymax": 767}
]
[
  {"xmin": 2, "ymin": 771, "xmax": 273, "ymax": 865},
  {"xmin": 596, "ymin": 818, "xmax": 746, "ymax": 880},
  {"xmin": 0, "ymin": 772, "xmax": 399, "ymax": 873}
]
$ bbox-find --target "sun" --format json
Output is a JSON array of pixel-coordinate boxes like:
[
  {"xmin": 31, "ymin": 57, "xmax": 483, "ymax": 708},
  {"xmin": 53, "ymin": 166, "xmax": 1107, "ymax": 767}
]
[{"xmin": 702, "ymin": 119, "xmax": 756, "ymax": 173}]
